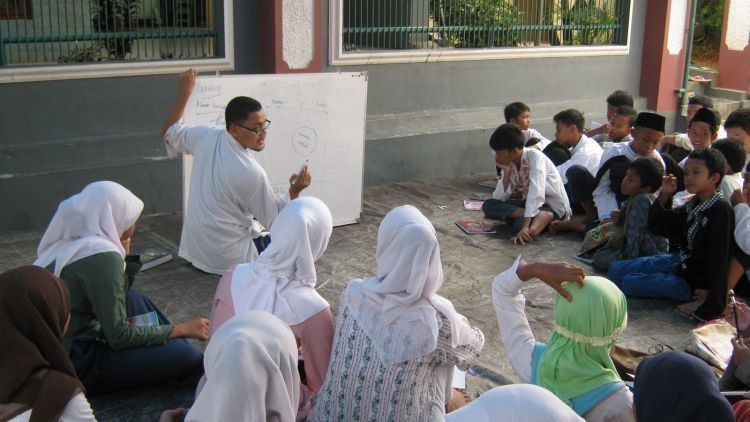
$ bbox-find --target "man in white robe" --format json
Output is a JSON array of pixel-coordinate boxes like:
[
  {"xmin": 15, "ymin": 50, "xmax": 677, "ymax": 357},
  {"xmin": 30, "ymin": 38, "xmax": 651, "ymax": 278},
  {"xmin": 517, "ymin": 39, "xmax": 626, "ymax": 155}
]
[{"xmin": 161, "ymin": 69, "xmax": 311, "ymax": 275}]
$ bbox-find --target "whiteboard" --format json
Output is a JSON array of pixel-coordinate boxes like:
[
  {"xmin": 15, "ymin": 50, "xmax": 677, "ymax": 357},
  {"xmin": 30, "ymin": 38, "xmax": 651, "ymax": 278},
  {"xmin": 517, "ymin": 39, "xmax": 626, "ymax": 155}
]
[{"xmin": 182, "ymin": 72, "xmax": 368, "ymax": 226}]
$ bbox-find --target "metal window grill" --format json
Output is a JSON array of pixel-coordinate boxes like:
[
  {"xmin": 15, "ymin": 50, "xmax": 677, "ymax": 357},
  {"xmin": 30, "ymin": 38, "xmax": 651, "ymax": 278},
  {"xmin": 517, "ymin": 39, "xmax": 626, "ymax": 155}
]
[
  {"xmin": 341, "ymin": 0, "xmax": 630, "ymax": 52},
  {"xmin": 0, "ymin": 0, "xmax": 217, "ymax": 66}
]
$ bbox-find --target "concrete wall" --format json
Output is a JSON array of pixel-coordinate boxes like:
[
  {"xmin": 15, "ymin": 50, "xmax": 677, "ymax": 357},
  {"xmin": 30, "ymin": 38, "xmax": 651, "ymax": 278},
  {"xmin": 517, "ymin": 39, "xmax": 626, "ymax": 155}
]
[
  {"xmin": 322, "ymin": 0, "xmax": 653, "ymax": 186},
  {"xmin": 1, "ymin": 1, "xmax": 654, "ymax": 231},
  {"xmin": 0, "ymin": 0, "xmax": 262, "ymax": 231}
]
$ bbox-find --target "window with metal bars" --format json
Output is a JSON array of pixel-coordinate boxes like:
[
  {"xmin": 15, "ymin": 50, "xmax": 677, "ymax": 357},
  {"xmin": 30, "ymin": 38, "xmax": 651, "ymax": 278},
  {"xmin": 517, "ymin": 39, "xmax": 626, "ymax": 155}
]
[
  {"xmin": 0, "ymin": 0, "xmax": 218, "ymax": 66},
  {"xmin": 338, "ymin": 0, "xmax": 630, "ymax": 53}
]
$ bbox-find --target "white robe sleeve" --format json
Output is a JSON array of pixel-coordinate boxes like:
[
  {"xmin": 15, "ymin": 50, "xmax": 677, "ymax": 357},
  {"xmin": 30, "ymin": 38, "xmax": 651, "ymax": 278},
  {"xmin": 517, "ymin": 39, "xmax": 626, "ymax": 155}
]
[
  {"xmin": 592, "ymin": 148, "xmax": 618, "ymax": 220},
  {"xmin": 674, "ymin": 133, "xmax": 693, "ymax": 151},
  {"xmin": 492, "ymin": 172, "xmax": 513, "ymax": 201},
  {"xmin": 163, "ymin": 121, "xmax": 221, "ymax": 158},
  {"xmin": 735, "ymin": 203, "xmax": 750, "ymax": 255},
  {"xmin": 492, "ymin": 256, "xmax": 535, "ymax": 383},
  {"xmin": 235, "ymin": 166, "xmax": 290, "ymax": 230},
  {"xmin": 524, "ymin": 153, "xmax": 546, "ymax": 218}
]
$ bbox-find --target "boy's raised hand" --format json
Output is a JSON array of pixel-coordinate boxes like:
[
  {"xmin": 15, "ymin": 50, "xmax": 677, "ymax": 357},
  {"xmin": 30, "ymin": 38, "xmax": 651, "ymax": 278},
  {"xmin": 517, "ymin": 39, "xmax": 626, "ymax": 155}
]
[{"xmin": 660, "ymin": 174, "xmax": 678, "ymax": 196}]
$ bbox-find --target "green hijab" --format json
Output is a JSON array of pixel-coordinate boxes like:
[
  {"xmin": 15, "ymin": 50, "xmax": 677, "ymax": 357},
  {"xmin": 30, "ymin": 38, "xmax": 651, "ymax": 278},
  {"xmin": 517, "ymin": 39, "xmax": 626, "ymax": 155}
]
[{"xmin": 536, "ymin": 276, "xmax": 627, "ymax": 405}]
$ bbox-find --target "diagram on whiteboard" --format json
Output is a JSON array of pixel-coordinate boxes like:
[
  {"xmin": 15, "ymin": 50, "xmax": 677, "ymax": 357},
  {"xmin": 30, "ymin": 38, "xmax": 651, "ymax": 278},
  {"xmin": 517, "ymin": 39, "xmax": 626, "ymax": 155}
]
[
  {"xmin": 292, "ymin": 126, "xmax": 317, "ymax": 157},
  {"xmin": 181, "ymin": 72, "xmax": 367, "ymax": 226}
]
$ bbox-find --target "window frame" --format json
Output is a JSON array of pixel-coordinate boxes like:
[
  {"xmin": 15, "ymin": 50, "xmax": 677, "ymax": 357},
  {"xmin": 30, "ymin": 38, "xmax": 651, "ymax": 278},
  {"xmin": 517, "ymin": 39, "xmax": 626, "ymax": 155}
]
[
  {"xmin": 0, "ymin": 0, "xmax": 233, "ymax": 83},
  {"xmin": 328, "ymin": 0, "xmax": 633, "ymax": 66},
  {"xmin": 0, "ymin": 0, "xmax": 32, "ymax": 20}
]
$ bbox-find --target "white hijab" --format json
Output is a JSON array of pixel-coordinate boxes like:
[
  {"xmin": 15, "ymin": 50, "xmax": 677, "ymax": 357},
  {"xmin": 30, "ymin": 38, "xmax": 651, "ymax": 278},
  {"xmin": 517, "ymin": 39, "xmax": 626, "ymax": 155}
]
[
  {"xmin": 230, "ymin": 197, "xmax": 332, "ymax": 325},
  {"xmin": 445, "ymin": 384, "xmax": 584, "ymax": 422},
  {"xmin": 34, "ymin": 181, "xmax": 144, "ymax": 276},
  {"xmin": 343, "ymin": 205, "xmax": 474, "ymax": 365},
  {"xmin": 186, "ymin": 310, "xmax": 300, "ymax": 422}
]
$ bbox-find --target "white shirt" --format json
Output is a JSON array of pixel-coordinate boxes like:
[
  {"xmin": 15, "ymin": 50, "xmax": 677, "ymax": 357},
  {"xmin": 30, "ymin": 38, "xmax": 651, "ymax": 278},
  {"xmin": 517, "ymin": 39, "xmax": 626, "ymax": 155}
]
[
  {"xmin": 11, "ymin": 392, "xmax": 96, "ymax": 422},
  {"xmin": 735, "ymin": 203, "xmax": 750, "ymax": 255},
  {"xmin": 524, "ymin": 128, "xmax": 552, "ymax": 150},
  {"xmin": 556, "ymin": 135, "xmax": 603, "ymax": 184},
  {"xmin": 164, "ymin": 121, "xmax": 289, "ymax": 274},
  {"xmin": 493, "ymin": 148, "xmax": 571, "ymax": 219},
  {"xmin": 674, "ymin": 125, "xmax": 727, "ymax": 150},
  {"xmin": 491, "ymin": 257, "xmax": 635, "ymax": 422},
  {"xmin": 592, "ymin": 142, "xmax": 664, "ymax": 220},
  {"xmin": 719, "ymin": 172, "xmax": 743, "ymax": 204}
]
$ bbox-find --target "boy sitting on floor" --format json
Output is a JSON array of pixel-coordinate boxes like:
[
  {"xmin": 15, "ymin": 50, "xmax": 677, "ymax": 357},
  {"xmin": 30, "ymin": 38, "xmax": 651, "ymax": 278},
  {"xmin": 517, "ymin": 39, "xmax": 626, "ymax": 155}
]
[
  {"xmin": 608, "ymin": 148, "xmax": 734, "ymax": 321},
  {"xmin": 660, "ymin": 95, "xmax": 725, "ymax": 162},
  {"xmin": 727, "ymin": 169, "xmax": 750, "ymax": 296},
  {"xmin": 605, "ymin": 105, "xmax": 637, "ymax": 144},
  {"xmin": 495, "ymin": 102, "xmax": 552, "ymax": 175},
  {"xmin": 713, "ymin": 138, "xmax": 746, "ymax": 201},
  {"xmin": 551, "ymin": 112, "xmax": 666, "ymax": 234},
  {"xmin": 585, "ymin": 90, "xmax": 634, "ymax": 143},
  {"xmin": 679, "ymin": 107, "xmax": 721, "ymax": 168},
  {"xmin": 591, "ymin": 158, "xmax": 669, "ymax": 271},
  {"xmin": 482, "ymin": 124, "xmax": 571, "ymax": 245},
  {"xmin": 725, "ymin": 108, "xmax": 750, "ymax": 153},
  {"xmin": 671, "ymin": 108, "xmax": 722, "ymax": 207}
]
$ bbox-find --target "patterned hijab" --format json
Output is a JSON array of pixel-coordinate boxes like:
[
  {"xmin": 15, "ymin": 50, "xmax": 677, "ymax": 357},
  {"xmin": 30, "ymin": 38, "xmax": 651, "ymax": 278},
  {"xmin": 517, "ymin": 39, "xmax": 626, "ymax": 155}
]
[
  {"xmin": 536, "ymin": 276, "xmax": 627, "ymax": 405},
  {"xmin": 0, "ymin": 266, "xmax": 83, "ymax": 422}
]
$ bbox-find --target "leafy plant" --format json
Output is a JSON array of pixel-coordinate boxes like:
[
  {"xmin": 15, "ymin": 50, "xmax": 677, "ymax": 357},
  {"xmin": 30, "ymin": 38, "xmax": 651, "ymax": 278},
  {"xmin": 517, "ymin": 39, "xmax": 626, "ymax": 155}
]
[
  {"xmin": 697, "ymin": 0, "xmax": 724, "ymax": 47},
  {"xmin": 91, "ymin": 0, "xmax": 143, "ymax": 60},
  {"xmin": 550, "ymin": 1, "xmax": 618, "ymax": 46},
  {"xmin": 56, "ymin": 45, "xmax": 104, "ymax": 63},
  {"xmin": 432, "ymin": 0, "xmax": 523, "ymax": 48}
]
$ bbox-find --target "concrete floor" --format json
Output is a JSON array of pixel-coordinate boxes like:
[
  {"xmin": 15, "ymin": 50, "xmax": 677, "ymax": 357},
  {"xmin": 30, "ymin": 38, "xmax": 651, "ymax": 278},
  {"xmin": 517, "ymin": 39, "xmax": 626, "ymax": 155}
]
[{"xmin": 0, "ymin": 173, "xmax": 697, "ymax": 421}]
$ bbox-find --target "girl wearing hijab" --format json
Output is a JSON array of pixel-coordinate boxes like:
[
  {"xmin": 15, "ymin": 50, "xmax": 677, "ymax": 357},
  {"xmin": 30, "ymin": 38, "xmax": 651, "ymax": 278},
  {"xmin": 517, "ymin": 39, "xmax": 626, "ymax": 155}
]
[
  {"xmin": 309, "ymin": 205, "xmax": 485, "ymax": 421},
  {"xmin": 492, "ymin": 257, "xmax": 633, "ymax": 421},
  {"xmin": 445, "ymin": 384, "xmax": 583, "ymax": 422},
  {"xmin": 34, "ymin": 181, "xmax": 207, "ymax": 394},
  {"xmin": 634, "ymin": 351, "xmax": 733, "ymax": 422},
  {"xmin": 183, "ymin": 311, "xmax": 300, "ymax": 422},
  {"xmin": 0, "ymin": 266, "xmax": 95, "ymax": 422},
  {"xmin": 207, "ymin": 197, "xmax": 334, "ymax": 410}
]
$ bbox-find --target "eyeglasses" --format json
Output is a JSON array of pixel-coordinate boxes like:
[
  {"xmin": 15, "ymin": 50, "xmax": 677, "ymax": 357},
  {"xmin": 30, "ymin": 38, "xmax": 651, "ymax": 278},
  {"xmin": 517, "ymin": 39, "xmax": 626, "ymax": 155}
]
[{"xmin": 236, "ymin": 119, "xmax": 271, "ymax": 135}]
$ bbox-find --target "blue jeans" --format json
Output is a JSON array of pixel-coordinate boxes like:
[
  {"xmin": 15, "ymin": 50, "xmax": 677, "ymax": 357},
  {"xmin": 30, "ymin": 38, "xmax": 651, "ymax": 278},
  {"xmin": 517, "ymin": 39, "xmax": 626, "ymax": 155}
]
[
  {"xmin": 607, "ymin": 254, "xmax": 693, "ymax": 302},
  {"xmin": 71, "ymin": 289, "xmax": 204, "ymax": 394}
]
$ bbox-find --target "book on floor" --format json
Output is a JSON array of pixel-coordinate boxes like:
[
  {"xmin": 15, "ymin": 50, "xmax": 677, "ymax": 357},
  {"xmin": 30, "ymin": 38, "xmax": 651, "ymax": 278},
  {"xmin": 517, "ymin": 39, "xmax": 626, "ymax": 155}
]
[
  {"xmin": 478, "ymin": 179, "xmax": 497, "ymax": 189},
  {"xmin": 138, "ymin": 248, "xmax": 173, "ymax": 271},
  {"xmin": 455, "ymin": 220, "xmax": 496, "ymax": 235},
  {"xmin": 463, "ymin": 199, "xmax": 485, "ymax": 211},
  {"xmin": 573, "ymin": 253, "xmax": 595, "ymax": 265}
]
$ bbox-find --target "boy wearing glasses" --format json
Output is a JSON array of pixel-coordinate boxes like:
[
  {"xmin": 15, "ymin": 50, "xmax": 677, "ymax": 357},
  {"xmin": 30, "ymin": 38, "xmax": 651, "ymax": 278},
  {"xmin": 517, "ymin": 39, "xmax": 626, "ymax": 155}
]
[{"xmin": 161, "ymin": 69, "xmax": 311, "ymax": 275}]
